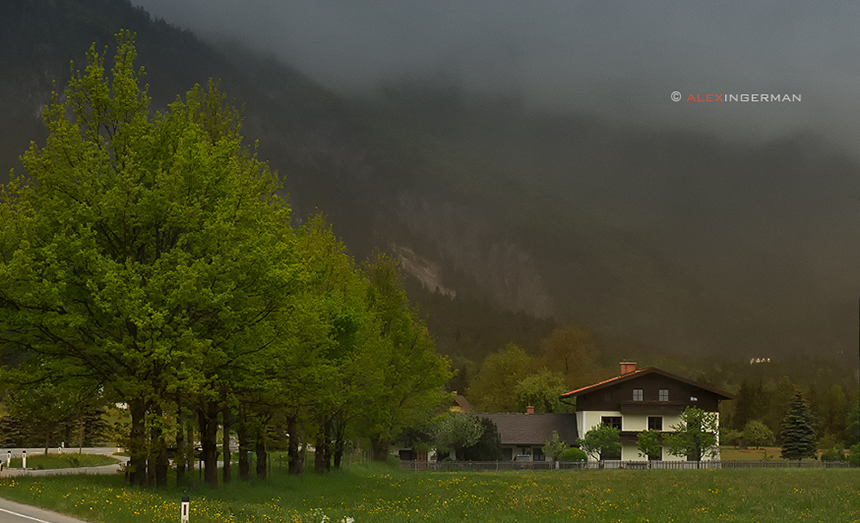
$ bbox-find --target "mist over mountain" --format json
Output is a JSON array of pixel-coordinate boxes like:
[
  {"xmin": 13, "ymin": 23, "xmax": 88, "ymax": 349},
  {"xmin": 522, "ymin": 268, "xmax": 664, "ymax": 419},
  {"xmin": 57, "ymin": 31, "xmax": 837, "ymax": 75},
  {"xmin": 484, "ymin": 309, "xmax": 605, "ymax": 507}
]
[{"xmin": 1, "ymin": 0, "xmax": 857, "ymax": 372}]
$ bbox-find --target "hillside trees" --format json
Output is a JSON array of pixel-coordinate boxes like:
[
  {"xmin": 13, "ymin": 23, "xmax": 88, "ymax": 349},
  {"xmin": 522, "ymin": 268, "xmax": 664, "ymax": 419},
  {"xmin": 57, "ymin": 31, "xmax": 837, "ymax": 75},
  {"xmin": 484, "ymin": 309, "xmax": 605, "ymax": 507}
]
[{"xmin": 0, "ymin": 33, "xmax": 449, "ymax": 486}]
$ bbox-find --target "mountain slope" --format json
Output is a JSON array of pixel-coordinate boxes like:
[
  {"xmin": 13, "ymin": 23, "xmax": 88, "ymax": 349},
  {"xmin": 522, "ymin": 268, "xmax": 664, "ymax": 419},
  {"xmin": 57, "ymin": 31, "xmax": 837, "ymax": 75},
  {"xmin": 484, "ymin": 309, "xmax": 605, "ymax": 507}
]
[{"xmin": 1, "ymin": 0, "xmax": 857, "ymax": 365}]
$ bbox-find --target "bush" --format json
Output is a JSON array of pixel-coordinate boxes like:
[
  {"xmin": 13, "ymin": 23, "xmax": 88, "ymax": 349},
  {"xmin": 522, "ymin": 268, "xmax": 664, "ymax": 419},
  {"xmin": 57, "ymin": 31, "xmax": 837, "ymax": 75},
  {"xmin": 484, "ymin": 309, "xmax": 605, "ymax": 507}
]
[
  {"xmin": 848, "ymin": 443, "xmax": 860, "ymax": 466},
  {"xmin": 557, "ymin": 447, "xmax": 587, "ymax": 462},
  {"xmin": 820, "ymin": 445, "xmax": 845, "ymax": 462}
]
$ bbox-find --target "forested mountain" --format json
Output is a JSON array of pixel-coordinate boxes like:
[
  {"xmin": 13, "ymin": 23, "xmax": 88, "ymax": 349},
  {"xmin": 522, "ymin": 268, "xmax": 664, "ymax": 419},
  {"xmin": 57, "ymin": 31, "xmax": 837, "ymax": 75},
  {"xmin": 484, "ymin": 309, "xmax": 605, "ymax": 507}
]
[{"xmin": 1, "ymin": 0, "xmax": 858, "ymax": 383}]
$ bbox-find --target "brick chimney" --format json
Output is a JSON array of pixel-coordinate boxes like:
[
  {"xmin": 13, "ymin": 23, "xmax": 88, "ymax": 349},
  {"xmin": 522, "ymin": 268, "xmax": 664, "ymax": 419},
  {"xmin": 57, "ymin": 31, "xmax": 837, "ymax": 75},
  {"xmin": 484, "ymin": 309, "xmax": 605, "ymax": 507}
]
[
  {"xmin": 526, "ymin": 405, "xmax": 535, "ymax": 414},
  {"xmin": 620, "ymin": 361, "xmax": 637, "ymax": 375}
]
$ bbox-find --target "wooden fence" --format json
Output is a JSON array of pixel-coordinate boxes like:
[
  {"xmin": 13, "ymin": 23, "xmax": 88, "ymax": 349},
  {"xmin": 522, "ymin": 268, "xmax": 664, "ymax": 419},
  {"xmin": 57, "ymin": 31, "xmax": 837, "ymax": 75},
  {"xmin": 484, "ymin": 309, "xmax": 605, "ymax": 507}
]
[{"xmin": 400, "ymin": 459, "xmax": 855, "ymax": 472}]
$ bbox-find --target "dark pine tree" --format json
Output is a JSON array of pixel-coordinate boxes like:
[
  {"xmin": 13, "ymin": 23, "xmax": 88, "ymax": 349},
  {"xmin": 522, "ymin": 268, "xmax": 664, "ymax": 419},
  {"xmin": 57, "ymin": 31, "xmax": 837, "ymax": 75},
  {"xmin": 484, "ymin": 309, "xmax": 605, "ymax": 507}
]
[
  {"xmin": 461, "ymin": 417, "xmax": 503, "ymax": 461},
  {"xmin": 780, "ymin": 392, "xmax": 817, "ymax": 461}
]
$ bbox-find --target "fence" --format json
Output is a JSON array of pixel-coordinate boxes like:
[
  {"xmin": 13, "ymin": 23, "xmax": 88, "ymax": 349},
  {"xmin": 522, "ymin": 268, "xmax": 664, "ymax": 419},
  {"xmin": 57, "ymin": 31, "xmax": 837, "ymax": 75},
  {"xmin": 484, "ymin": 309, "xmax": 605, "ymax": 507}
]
[{"xmin": 400, "ymin": 459, "xmax": 855, "ymax": 472}]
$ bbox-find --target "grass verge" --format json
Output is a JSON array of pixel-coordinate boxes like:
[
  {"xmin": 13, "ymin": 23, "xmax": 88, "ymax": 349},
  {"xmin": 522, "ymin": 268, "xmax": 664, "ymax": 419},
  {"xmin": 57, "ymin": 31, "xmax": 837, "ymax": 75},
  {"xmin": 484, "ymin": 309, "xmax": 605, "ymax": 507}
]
[
  {"xmin": 0, "ymin": 462, "xmax": 857, "ymax": 522},
  {"xmin": 5, "ymin": 453, "xmax": 119, "ymax": 470}
]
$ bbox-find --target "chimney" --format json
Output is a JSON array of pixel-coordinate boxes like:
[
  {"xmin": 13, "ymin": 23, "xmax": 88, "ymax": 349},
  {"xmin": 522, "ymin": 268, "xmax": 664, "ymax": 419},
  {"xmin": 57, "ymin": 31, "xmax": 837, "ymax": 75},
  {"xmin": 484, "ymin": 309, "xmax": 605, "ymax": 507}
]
[
  {"xmin": 620, "ymin": 361, "xmax": 637, "ymax": 375},
  {"xmin": 526, "ymin": 405, "xmax": 535, "ymax": 414}
]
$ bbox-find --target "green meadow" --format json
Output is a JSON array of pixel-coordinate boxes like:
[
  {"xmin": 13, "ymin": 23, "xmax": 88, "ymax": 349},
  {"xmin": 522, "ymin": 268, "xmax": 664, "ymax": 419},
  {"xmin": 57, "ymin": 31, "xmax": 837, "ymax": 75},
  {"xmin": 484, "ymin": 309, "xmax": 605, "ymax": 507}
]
[
  {"xmin": 0, "ymin": 463, "xmax": 857, "ymax": 522},
  {"xmin": 4, "ymin": 454, "xmax": 119, "ymax": 470}
]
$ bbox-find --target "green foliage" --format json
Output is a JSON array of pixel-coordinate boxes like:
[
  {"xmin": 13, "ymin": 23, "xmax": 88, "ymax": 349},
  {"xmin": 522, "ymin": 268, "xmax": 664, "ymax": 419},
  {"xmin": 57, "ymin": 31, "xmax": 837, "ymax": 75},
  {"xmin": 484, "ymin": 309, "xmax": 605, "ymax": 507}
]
[
  {"xmin": 849, "ymin": 401, "xmax": 860, "ymax": 445},
  {"xmin": 513, "ymin": 371, "xmax": 568, "ymax": 414},
  {"xmin": 664, "ymin": 407, "xmax": 719, "ymax": 461},
  {"xmin": 819, "ymin": 444, "xmax": 845, "ymax": 462},
  {"xmin": 433, "ymin": 412, "xmax": 483, "ymax": 460},
  {"xmin": 743, "ymin": 419, "xmax": 775, "ymax": 450},
  {"xmin": 461, "ymin": 417, "xmax": 503, "ymax": 462},
  {"xmin": 557, "ymin": 447, "xmax": 587, "ymax": 462},
  {"xmin": 780, "ymin": 392, "xmax": 818, "ymax": 461},
  {"xmin": 636, "ymin": 429, "xmax": 662, "ymax": 460},
  {"xmin": 578, "ymin": 425, "xmax": 621, "ymax": 461},
  {"xmin": 848, "ymin": 443, "xmax": 860, "ymax": 466},
  {"xmin": 541, "ymin": 430, "xmax": 569, "ymax": 461},
  {"xmin": 466, "ymin": 343, "xmax": 543, "ymax": 412}
]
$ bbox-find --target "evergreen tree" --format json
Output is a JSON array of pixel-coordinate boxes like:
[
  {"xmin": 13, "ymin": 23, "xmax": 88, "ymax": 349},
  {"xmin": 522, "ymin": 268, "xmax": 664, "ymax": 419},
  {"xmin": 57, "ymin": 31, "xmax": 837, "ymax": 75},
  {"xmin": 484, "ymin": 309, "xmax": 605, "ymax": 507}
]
[{"xmin": 780, "ymin": 392, "xmax": 817, "ymax": 460}]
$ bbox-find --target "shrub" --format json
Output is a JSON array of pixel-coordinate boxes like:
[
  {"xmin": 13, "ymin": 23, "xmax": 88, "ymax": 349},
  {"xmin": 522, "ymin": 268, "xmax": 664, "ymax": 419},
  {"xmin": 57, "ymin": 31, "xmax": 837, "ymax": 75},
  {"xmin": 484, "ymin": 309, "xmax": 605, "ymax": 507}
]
[
  {"xmin": 557, "ymin": 447, "xmax": 587, "ymax": 462},
  {"xmin": 848, "ymin": 443, "xmax": 860, "ymax": 466},
  {"xmin": 820, "ymin": 444, "xmax": 845, "ymax": 462}
]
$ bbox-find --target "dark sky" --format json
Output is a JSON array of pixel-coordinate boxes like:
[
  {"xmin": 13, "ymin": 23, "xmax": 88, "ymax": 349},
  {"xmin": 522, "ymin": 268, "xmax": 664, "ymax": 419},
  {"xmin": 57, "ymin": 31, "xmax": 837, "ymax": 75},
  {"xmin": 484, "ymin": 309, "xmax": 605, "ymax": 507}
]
[{"xmin": 132, "ymin": 1, "xmax": 860, "ymax": 155}]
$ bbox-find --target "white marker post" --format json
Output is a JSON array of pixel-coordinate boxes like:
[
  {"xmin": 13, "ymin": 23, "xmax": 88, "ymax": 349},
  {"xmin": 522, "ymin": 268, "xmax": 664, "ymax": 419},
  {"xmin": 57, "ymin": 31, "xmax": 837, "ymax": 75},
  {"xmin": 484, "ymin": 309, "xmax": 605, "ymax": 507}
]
[
  {"xmin": 22, "ymin": 450, "xmax": 26, "ymax": 469},
  {"xmin": 180, "ymin": 496, "xmax": 190, "ymax": 522},
  {"xmin": 5, "ymin": 451, "xmax": 9, "ymax": 468}
]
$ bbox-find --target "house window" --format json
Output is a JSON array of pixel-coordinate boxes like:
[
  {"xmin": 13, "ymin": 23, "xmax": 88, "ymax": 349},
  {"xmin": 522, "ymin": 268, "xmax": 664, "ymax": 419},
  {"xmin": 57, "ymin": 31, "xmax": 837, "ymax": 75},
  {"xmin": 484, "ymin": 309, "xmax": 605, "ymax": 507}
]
[
  {"xmin": 601, "ymin": 416, "xmax": 622, "ymax": 430},
  {"xmin": 659, "ymin": 389, "xmax": 669, "ymax": 402},
  {"xmin": 690, "ymin": 396, "xmax": 698, "ymax": 402},
  {"xmin": 633, "ymin": 389, "xmax": 643, "ymax": 401},
  {"xmin": 648, "ymin": 416, "xmax": 663, "ymax": 431}
]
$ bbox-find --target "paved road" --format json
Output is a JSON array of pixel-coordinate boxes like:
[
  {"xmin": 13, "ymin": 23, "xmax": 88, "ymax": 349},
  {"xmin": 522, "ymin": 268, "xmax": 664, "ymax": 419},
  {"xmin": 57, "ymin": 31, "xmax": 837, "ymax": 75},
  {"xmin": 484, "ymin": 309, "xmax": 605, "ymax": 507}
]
[
  {"xmin": 0, "ymin": 449, "xmax": 125, "ymax": 522},
  {"xmin": 0, "ymin": 497, "xmax": 91, "ymax": 523}
]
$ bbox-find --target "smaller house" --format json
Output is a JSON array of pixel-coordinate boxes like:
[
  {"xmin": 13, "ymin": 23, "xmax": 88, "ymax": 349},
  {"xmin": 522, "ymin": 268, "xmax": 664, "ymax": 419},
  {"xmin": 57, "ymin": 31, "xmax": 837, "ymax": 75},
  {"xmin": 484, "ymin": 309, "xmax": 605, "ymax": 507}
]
[{"xmin": 481, "ymin": 410, "xmax": 578, "ymax": 461}]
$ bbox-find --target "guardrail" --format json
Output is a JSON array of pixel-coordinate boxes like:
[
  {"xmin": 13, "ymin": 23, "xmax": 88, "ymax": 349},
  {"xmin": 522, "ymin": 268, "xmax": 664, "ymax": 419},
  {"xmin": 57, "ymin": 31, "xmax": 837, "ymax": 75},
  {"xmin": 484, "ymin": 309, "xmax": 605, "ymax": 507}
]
[{"xmin": 400, "ymin": 459, "xmax": 855, "ymax": 471}]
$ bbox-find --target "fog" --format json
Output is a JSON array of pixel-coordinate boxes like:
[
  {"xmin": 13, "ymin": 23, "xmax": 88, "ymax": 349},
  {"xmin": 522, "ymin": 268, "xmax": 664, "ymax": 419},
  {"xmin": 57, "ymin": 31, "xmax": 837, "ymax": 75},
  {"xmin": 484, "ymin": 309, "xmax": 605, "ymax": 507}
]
[
  {"xmin": 132, "ymin": 1, "xmax": 860, "ymax": 152},
  {"xmin": 126, "ymin": 1, "xmax": 859, "ymax": 362}
]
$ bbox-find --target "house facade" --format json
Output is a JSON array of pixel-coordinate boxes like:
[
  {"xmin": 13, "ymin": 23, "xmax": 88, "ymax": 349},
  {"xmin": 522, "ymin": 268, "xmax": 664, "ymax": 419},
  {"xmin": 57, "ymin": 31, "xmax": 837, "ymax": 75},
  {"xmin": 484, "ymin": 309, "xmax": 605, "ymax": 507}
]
[{"xmin": 560, "ymin": 362, "xmax": 735, "ymax": 462}]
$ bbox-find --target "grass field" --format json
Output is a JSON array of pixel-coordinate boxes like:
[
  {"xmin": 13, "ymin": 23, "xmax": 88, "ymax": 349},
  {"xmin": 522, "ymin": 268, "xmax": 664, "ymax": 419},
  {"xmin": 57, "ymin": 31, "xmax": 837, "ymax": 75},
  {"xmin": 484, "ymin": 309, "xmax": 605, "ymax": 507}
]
[
  {"xmin": 0, "ymin": 462, "xmax": 857, "ymax": 522},
  {"xmin": 4, "ymin": 453, "xmax": 119, "ymax": 470}
]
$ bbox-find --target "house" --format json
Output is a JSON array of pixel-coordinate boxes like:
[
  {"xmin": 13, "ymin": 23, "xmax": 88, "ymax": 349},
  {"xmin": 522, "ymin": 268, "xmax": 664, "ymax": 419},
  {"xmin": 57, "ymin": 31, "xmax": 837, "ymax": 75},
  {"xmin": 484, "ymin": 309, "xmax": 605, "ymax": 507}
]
[
  {"xmin": 481, "ymin": 409, "xmax": 578, "ymax": 461},
  {"xmin": 560, "ymin": 362, "xmax": 735, "ymax": 462}
]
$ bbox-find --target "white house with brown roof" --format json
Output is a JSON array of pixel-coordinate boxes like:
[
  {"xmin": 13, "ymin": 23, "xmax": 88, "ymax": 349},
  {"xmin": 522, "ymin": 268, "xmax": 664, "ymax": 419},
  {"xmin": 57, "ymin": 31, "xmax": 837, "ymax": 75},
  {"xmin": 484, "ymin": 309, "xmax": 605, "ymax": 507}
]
[{"xmin": 560, "ymin": 362, "xmax": 735, "ymax": 462}]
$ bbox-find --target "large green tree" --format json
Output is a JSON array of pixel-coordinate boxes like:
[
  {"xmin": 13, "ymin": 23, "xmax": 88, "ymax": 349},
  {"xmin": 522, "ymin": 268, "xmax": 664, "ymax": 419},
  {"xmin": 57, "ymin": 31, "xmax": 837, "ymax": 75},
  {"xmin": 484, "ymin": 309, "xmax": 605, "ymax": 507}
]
[
  {"xmin": 0, "ymin": 33, "xmax": 299, "ymax": 487},
  {"xmin": 780, "ymin": 392, "xmax": 817, "ymax": 461}
]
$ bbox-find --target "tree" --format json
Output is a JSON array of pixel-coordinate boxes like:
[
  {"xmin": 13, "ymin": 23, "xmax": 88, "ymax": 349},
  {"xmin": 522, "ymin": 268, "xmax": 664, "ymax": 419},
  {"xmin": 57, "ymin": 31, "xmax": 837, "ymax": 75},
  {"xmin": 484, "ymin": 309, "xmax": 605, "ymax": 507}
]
[
  {"xmin": 461, "ymin": 417, "xmax": 503, "ymax": 461},
  {"xmin": 0, "ymin": 33, "xmax": 300, "ymax": 487},
  {"xmin": 433, "ymin": 412, "xmax": 483, "ymax": 460},
  {"xmin": 513, "ymin": 371, "xmax": 568, "ymax": 414},
  {"xmin": 467, "ymin": 343, "xmax": 543, "ymax": 412},
  {"xmin": 538, "ymin": 326, "xmax": 609, "ymax": 388},
  {"xmin": 664, "ymin": 407, "xmax": 719, "ymax": 461},
  {"xmin": 780, "ymin": 392, "xmax": 817, "ymax": 461},
  {"xmin": 541, "ymin": 430, "xmax": 569, "ymax": 462},
  {"xmin": 578, "ymin": 425, "xmax": 621, "ymax": 461},
  {"xmin": 359, "ymin": 253, "xmax": 452, "ymax": 461},
  {"xmin": 636, "ymin": 429, "xmax": 662, "ymax": 460},
  {"xmin": 818, "ymin": 384, "xmax": 848, "ymax": 444},
  {"xmin": 743, "ymin": 419, "xmax": 775, "ymax": 450}
]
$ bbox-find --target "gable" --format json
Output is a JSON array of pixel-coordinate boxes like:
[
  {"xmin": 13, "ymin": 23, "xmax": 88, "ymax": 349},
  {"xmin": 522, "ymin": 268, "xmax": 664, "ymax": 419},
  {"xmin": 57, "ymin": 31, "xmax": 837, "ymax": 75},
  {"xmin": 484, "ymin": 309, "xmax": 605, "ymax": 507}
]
[{"xmin": 561, "ymin": 367, "xmax": 734, "ymax": 413}]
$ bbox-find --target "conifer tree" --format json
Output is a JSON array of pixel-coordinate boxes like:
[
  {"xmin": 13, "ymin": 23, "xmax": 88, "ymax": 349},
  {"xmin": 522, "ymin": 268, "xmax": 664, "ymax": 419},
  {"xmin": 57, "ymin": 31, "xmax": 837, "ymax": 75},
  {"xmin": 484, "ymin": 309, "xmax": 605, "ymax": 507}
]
[{"xmin": 780, "ymin": 392, "xmax": 817, "ymax": 460}]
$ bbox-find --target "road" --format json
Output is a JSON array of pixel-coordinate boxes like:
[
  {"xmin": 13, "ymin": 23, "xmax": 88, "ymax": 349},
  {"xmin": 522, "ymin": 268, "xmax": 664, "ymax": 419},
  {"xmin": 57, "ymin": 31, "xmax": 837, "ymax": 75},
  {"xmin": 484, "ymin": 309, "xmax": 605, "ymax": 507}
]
[{"xmin": 0, "ymin": 448, "xmax": 125, "ymax": 522}]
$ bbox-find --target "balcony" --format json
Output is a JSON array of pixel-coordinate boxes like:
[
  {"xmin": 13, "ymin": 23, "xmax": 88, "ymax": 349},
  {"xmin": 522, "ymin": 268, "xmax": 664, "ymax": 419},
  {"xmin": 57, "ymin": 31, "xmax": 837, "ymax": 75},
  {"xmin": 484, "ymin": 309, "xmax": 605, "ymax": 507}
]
[{"xmin": 619, "ymin": 400, "xmax": 687, "ymax": 415}]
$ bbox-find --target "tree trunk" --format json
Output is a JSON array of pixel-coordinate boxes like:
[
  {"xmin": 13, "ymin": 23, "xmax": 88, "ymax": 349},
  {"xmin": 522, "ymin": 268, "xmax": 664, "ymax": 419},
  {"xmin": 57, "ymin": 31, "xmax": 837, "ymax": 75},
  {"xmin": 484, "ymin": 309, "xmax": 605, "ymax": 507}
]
[
  {"xmin": 255, "ymin": 429, "xmax": 268, "ymax": 480},
  {"xmin": 222, "ymin": 405, "xmax": 232, "ymax": 484},
  {"xmin": 287, "ymin": 415, "xmax": 301, "ymax": 476},
  {"xmin": 370, "ymin": 436, "xmax": 389, "ymax": 462},
  {"xmin": 175, "ymin": 405, "xmax": 186, "ymax": 485},
  {"xmin": 237, "ymin": 405, "xmax": 250, "ymax": 481},
  {"xmin": 314, "ymin": 425, "xmax": 326, "ymax": 474},
  {"xmin": 333, "ymin": 420, "xmax": 346, "ymax": 470},
  {"xmin": 198, "ymin": 401, "xmax": 219, "ymax": 488},
  {"xmin": 151, "ymin": 421, "xmax": 169, "ymax": 488},
  {"xmin": 128, "ymin": 398, "xmax": 148, "ymax": 487}
]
